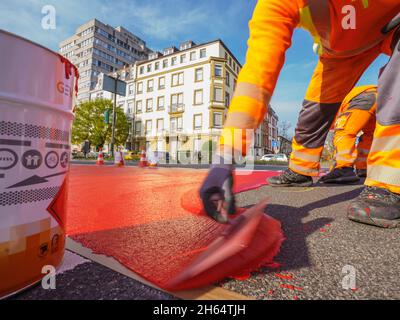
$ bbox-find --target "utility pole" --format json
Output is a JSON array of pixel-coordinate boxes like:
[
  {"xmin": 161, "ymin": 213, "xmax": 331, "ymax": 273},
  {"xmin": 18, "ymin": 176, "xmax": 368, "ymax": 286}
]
[{"xmin": 110, "ymin": 73, "xmax": 120, "ymax": 158}]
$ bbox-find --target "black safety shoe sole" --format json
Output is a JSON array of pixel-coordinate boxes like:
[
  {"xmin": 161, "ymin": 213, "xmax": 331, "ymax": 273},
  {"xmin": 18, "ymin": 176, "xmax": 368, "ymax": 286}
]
[
  {"xmin": 268, "ymin": 179, "xmax": 313, "ymax": 188},
  {"xmin": 348, "ymin": 200, "xmax": 400, "ymax": 228},
  {"xmin": 319, "ymin": 175, "xmax": 360, "ymax": 184}
]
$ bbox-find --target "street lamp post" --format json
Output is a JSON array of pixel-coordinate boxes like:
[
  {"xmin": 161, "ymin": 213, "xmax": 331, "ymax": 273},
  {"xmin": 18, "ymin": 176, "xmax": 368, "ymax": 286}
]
[{"xmin": 110, "ymin": 74, "xmax": 120, "ymax": 158}]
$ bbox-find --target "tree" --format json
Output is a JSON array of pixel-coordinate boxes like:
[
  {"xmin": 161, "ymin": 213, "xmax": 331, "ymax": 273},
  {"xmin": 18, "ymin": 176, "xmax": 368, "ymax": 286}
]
[
  {"xmin": 279, "ymin": 120, "xmax": 292, "ymax": 140},
  {"xmin": 72, "ymin": 99, "xmax": 129, "ymax": 150}
]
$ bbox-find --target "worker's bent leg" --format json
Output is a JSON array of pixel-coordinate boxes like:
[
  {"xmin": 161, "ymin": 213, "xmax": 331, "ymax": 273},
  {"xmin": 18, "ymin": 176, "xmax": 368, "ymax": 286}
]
[
  {"xmin": 334, "ymin": 110, "xmax": 367, "ymax": 168},
  {"xmin": 348, "ymin": 27, "xmax": 400, "ymax": 228},
  {"xmin": 289, "ymin": 48, "xmax": 380, "ymax": 177},
  {"xmin": 365, "ymin": 30, "xmax": 400, "ymax": 194},
  {"xmin": 355, "ymin": 116, "xmax": 376, "ymax": 170}
]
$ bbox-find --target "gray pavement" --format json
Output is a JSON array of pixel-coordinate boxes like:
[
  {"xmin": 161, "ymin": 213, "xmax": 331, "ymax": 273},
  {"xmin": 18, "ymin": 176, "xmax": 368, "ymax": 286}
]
[
  {"xmin": 222, "ymin": 179, "xmax": 400, "ymax": 300},
  {"xmin": 11, "ymin": 251, "xmax": 176, "ymax": 300}
]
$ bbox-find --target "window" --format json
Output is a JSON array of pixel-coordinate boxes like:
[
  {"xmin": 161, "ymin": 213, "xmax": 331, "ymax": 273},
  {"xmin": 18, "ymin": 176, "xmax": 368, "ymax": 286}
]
[
  {"xmin": 200, "ymin": 48, "xmax": 206, "ymax": 58},
  {"xmin": 180, "ymin": 54, "xmax": 186, "ymax": 63},
  {"xmin": 146, "ymin": 98, "xmax": 153, "ymax": 112},
  {"xmin": 194, "ymin": 89, "xmax": 203, "ymax": 105},
  {"xmin": 213, "ymin": 112, "xmax": 223, "ymax": 128},
  {"xmin": 213, "ymin": 87, "xmax": 223, "ymax": 102},
  {"xmin": 128, "ymin": 84, "xmax": 134, "ymax": 95},
  {"xmin": 226, "ymin": 72, "xmax": 230, "ymax": 87},
  {"xmin": 127, "ymin": 102, "xmax": 134, "ymax": 114},
  {"xmin": 194, "ymin": 114, "xmax": 202, "ymax": 130},
  {"xmin": 158, "ymin": 77, "xmax": 165, "ymax": 89},
  {"xmin": 171, "ymin": 72, "xmax": 184, "ymax": 86},
  {"xmin": 170, "ymin": 117, "xmax": 183, "ymax": 132},
  {"xmin": 139, "ymin": 66, "xmax": 144, "ymax": 74},
  {"xmin": 137, "ymin": 82, "xmax": 143, "ymax": 94},
  {"xmin": 135, "ymin": 121, "xmax": 142, "ymax": 134},
  {"xmin": 157, "ymin": 119, "xmax": 164, "ymax": 132},
  {"xmin": 136, "ymin": 100, "xmax": 142, "ymax": 113},
  {"xmin": 214, "ymin": 64, "xmax": 223, "ymax": 77},
  {"xmin": 225, "ymin": 92, "xmax": 230, "ymax": 107},
  {"xmin": 147, "ymin": 79, "xmax": 154, "ymax": 92},
  {"xmin": 195, "ymin": 68, "xmax": 203, "ymax": 82},
  {"xmin": 190, "ymin": 51, "xmax": 196, "ymax": 61},
  {"xmin": 145, "ymin": 120, "xmax": 152, "ymax": 135},
  {"xmin": 171, "ymin": 93, "xmax": 184, "ymax": 112},
  {"xmin": 147, "ymin": 64, "xmax": 152, "ymax": 72},
  {"xmin": 171, "ymin": 57, "xmax": 177, "ymax": 66},
  {"xmin": 163, "ymin": 59, "xmax": 168, "ymax": 68},
  {"xmin": 157, "ymin": 96, "xmax": 165, "ymax": 110},
  {"xmin": 155, "ymin": 62, "xmax": 160, "ymax": 70},
  {"xmin": 233, "ymin": 79, "xmax": 237, "ymax": 91}
]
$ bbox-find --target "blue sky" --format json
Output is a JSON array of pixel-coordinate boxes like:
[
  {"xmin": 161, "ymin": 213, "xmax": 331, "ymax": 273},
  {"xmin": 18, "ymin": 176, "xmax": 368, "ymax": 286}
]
[{"xmin": 0, "ymin": 0, "xmax": 389, "ymax": 136}]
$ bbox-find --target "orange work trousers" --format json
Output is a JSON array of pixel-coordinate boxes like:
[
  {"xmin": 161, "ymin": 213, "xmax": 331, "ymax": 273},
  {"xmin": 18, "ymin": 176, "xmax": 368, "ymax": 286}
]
[{"xmin": 333, "ymin": 89, "xmax": 377, "ymax": 170}]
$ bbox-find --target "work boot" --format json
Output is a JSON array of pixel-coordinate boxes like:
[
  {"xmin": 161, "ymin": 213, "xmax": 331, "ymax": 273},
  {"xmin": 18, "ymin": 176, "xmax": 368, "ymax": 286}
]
[
  {"xmin": 347, "ymin": 186, "xmax": 400, "ymax": 228},
  {"xmin": 356, "ymin": 169, "xmax": 367, "ymax": 178},
  {"xmin": 268, "ymin": 169, "xmax": 313, "ymax": 187},
  {"xmin": 318, "ymin": 167, "xmax": 360, "ymax": 184}
]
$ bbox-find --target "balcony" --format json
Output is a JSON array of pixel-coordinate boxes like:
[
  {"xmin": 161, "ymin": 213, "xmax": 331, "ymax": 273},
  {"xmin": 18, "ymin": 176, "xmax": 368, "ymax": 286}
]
[{"xmin": 169, "ymin": 103, "xmax": 185, "ymax": 115}]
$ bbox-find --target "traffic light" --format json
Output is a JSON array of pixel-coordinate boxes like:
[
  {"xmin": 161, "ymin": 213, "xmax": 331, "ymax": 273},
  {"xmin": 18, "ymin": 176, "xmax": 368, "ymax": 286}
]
[{"xmin": 104, "ymin": 109, "xmax": 110, "ymax": 124}]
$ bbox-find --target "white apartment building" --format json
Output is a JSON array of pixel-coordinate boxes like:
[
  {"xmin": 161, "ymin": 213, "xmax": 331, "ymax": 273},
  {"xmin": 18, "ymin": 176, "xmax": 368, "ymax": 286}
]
[
  {"xmin": 90, "ymin": 40, "xmax": 242, "ymax": 161},
  {"xmin": 59, "ymin": 19, "xmax": 151, "ymax": 101},
  {"xmin": 88, "ymin": 39, "xmax": 280, "ymax": 161}
]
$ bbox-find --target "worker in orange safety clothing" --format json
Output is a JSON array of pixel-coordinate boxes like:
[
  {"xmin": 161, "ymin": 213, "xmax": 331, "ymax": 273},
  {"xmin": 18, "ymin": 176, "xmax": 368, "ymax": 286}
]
[
  {"xmin": 319, "ymin": 85, "xmax": 377, "ymax": 184},
  {"xmin": 200, "ymin": 1, "xmax": 400, "ymax": 228}
]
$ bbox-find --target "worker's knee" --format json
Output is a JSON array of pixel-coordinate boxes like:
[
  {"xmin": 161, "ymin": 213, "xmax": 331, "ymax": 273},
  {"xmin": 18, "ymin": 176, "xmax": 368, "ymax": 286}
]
[{"xmin": 347, "ymin": 91, "xmax": 376, "ymax": 112}]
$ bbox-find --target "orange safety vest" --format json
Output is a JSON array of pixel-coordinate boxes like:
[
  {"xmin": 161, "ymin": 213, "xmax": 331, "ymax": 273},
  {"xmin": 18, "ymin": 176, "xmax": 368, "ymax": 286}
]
[{"xmin": 298, "ymin": 0, "xmax": 400, "ymax": 57}]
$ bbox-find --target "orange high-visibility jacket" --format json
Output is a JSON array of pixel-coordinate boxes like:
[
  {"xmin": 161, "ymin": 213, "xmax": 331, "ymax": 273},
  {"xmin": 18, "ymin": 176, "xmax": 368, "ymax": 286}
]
[{"xmin": 222, "ymin": 0, "xmax": 400, "ymax": 153}]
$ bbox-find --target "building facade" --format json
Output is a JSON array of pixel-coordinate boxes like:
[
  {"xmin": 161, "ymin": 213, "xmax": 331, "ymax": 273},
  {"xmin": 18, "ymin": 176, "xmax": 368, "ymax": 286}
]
[
  {"xmin": 88, "ymin": 39, "xmax": 280, "ymax": 162},
  {"xmin": 261, "ymin": 107, "xmax": 279, "ymax": 155},
  {"xmin": 278, "ymin": 135, "xmax": 292, "ymax": 156},
  {"xmin": 59, "ymin": 19, "xmax": 152, "ymax": 101},
  {"xmin": 131, "ymin": 40, "xmax": 242, "ymax": 162}
]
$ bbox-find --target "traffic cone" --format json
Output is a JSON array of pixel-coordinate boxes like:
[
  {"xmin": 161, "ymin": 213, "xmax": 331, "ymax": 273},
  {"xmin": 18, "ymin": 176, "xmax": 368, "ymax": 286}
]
[
  {"xmin": 139, "ymin": 148, "xmax": 148, "ymax": 168},
  {"xmin": 97, "ymin": 149, "xmax": 105, "ymax": 165}
]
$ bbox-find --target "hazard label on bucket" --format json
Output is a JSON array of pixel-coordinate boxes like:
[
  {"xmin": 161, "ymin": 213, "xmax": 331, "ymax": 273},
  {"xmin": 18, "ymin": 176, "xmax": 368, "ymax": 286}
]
[{"xmin": 47, "ymin": 178, "xmax": 68, "ymax": 230}]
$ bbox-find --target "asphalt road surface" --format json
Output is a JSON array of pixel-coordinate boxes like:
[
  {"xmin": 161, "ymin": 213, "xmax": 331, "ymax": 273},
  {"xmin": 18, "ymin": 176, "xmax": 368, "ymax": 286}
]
[
  {"xmin": 223, "ymin": 180, "xmax": 400, "ymax": 300},
  {"xmin": 11, "ymin": 168, "xmax": 400, "ymax": 300}
]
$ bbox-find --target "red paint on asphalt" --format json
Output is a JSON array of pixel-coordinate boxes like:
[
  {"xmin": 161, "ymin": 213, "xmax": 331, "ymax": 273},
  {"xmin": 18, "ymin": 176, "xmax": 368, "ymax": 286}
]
[
  {"xmin": 274, "ymin": 273, "xmax": 294, "ymax": 280},
  {"xmin": 66, "ymin": 166, "xmax": 283, "ymax": 290},
  {"xmin": 280, "ymin": 284, "xmax": 303, "ymax": 291}
]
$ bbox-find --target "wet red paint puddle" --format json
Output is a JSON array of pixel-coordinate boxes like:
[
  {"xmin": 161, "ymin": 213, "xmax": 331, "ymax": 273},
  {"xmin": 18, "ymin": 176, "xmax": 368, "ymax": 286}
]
[{"xmin": 66, "ymin": 166, "xmax": 283, "ymax": 290}]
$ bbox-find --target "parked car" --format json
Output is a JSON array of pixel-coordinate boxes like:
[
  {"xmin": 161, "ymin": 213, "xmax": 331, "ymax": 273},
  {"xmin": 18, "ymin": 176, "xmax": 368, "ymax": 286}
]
[
  {"xmin": 260, "ymin": 154, "xmax": 276, "ymax": 161},
  {"xmin": 260, "ymin": 153, "xmax": 288, "ymax": 162}
]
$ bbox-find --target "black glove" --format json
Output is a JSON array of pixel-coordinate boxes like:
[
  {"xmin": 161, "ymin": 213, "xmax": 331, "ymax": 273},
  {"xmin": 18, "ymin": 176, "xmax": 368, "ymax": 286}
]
[{"xmin": 200, "ymin": 164, "xmax": 236, "ymax": 224}]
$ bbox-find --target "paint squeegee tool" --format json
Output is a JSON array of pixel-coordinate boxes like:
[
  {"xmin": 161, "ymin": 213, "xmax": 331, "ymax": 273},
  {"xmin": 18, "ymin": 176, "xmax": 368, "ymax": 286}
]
[{"xmin": 166, "ymin": 200, "xmax": 268, "ymax": 291}]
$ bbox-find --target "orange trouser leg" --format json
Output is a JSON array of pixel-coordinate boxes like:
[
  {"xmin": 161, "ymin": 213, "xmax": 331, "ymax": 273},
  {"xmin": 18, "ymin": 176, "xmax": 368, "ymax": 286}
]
[
  {"xmin": 365, "ymin": 29, "xmax": 400, "ymax": 194},
  {"xmin": 354, "ymin": 118, "xmax": 376, "ymax": 170},
  {"xmin": 333, "ymin": 109, "xmax": 374, "ymax": 168},
  {"xmin": 289, "ymin": 47, "xmax": 380, "ymax": 177}
]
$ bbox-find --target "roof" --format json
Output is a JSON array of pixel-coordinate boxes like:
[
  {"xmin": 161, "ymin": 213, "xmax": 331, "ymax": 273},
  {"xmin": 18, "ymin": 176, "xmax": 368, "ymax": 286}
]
[{"xmin": 136, "ymin": 39, "xmax": 242, "ymax": 68}]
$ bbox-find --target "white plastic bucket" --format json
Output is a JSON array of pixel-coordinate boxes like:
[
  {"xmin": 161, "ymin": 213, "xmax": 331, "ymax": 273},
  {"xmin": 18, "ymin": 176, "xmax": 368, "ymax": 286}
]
[{"xmin": 0, "ymin": 30, "xmax": 78, "ymax": 298}]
